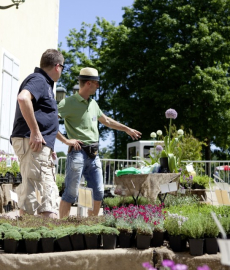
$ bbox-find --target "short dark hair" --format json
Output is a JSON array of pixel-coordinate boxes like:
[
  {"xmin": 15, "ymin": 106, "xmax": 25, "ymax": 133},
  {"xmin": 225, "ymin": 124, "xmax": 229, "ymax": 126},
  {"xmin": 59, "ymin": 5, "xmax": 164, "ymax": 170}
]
[
  {"xmin": 40, "ymin": 49, "xmax": 64, "ymax": 69},
  {"xmin": 79, "ymin": 80, "xmax": 88, "ymax": 88}
]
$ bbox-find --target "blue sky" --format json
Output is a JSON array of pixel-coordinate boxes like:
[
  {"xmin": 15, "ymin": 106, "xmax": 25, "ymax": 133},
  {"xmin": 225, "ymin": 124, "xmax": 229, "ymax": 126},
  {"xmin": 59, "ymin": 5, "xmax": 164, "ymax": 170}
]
[{"xmin": 55, "ymin": 0, "xmax": 134, "ymax": 154}]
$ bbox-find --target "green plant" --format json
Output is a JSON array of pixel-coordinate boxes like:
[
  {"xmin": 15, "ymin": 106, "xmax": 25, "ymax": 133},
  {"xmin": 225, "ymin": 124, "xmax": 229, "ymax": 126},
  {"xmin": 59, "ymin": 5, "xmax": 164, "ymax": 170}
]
[
  {"xmin": 83, "ymin": 225, "xmax": 104, "ymax": 235},
  {"xmin": 101, "ymin": 226, "xmax": 120, "ymax": 235},
  {"xmin": 56, "ymin": 174, "xmax": 65, "ymax": 191},
  {"xmin": 41, "ymin": 230, "xmax": 57, "ymax": 238},
  {"xmin": 115, "ymin": 219, "xmax": 132, "ymax": 234},
  {"xmin": 10, "ymin": 160, "xmax": 20, "ymax": 177},
  {"xmin": 193, "ymin": 175, "xmax": 212, "ymax": 188},
  {"xmin": 160, "ymin": 109, "xmax": 182, "ymax": 173},
  {"xmin": 103, "ymin": 196, "xmax": 122, "ymax": 209},
  {"xmin": 133, "ymin": 217, "xmax": 152, "ymax": 236},
  {"xmin": 164, "ymin": 213, "xmax": 188, "ymax": 237},
  {"xmin": 203, "ymin": 215, "xmax": 219, "ymax": 238},
  {"xmin": 4, "ymin": 230, "xmax": 22, "ymax": 241},
  {"xmin": 182, "ymin": 214, "xmax": 205, "ymax": 239},
  {"xmin": 23, "ymin": 231, "xmax": 41, "ymax": 241}
]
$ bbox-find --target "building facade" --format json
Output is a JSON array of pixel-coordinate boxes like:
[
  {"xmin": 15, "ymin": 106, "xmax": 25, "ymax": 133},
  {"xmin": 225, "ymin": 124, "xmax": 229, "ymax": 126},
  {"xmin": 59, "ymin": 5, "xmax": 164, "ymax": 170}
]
[{"xmin": 0, "ymin": 0, "xmax": 60, "ymax": 154}]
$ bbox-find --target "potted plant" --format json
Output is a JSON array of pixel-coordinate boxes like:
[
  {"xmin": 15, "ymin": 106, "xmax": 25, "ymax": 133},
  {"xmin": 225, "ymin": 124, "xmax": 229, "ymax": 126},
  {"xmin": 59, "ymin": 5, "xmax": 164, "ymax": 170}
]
[
  {"xmin": 151, "ymin": 218, "xmax": 166, "ymax": 247},
  {"xmin": 183, "ymin": 214, "xmax": 205, "ymax": 256},
  {"xmin": 4, "ymin": 229, "xmax": 22, "ymax": 253},
  {"xmin": 55, "ymin": 228, "xmax": 73, "ymax": 252},
  {"xmin": 41, "ymin": 229, "xmax": 57, "ymax": 253},
  {"xmin": 160, "ymin": 109, "xmax": 182, "ymax": 173},
  {"xmin": 23, "ymin": 231, "xmax": 41, "ymax": 254},
  {"xmin": 68, "ymin": 225, "xmax": 86, "ymax": 250},
  {"xmin": 101, "ymin": 226, "xmax": 119, "ymax": 249},
  {"xmin": 203, "ymin": 215, "xmax": 219, "ymax": 254},
  {"xmin": 192, "ymin": 175, "xmax": 211, "ymax": 189},
  {"xmin": 83, "ymin": 225, "xmax": 103, "ymax": 249},
  {"xmin": 164, "ymin": 213, "xmax": 188, "ymax": 252},
  {"xmin": 115, "ymin": 218, "xmax": 133, "ymax": 248},
  {"xmin": 133, "ymin": 218, "xmax": 152, "ymax": 249}
]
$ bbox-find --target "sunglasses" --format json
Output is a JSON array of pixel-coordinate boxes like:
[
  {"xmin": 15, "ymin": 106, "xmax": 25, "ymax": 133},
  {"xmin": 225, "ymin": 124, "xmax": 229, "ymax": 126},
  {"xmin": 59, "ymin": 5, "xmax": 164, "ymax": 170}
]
[{"xmin": 55, "ymin": 63, "xmax": 65, "ymax": 71}]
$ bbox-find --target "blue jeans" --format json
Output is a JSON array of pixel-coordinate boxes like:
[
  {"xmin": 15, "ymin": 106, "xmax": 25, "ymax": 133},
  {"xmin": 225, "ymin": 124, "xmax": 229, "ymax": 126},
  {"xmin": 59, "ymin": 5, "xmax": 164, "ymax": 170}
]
[{"xmin": 62, "ymin": 149, "xmax": 104, "ymax": 203}]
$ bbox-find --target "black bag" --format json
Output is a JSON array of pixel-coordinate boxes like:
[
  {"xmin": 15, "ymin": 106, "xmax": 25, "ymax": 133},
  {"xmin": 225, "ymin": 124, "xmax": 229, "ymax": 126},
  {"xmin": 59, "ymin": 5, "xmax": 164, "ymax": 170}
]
[{"xmin": 81, "ymin": 142, "xmax": 99, "ymax": 159}]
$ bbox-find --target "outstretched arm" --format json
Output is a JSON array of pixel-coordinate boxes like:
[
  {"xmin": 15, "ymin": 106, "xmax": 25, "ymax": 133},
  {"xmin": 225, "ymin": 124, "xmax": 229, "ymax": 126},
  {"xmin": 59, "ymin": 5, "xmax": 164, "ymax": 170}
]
[
  {"xmin": 56, "ymin": 131, "xmax": 83, "ymax": 150},
  {"xmin": 98, "ymin": 114, "xmax": 142, "ymax": 140}
]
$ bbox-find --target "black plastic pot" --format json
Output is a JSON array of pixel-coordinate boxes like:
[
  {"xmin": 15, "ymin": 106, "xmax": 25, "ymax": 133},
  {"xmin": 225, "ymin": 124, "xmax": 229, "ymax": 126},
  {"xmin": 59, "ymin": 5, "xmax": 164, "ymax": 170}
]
[
  {"xmin": 84, "ymin": 234, "xmax": 101, "ymax": 249},
  {"xmin": 189, "ymin": 238, "xmax": 204, "ymax": 256},
  {"xmin": 70, "ymin": 233, "xmax": 85, "ymax": 250},
  {"xmin": 41, "ymin": 237, "xmax": 55, "ymax": 253},
  {"xmin": 205, "ymin": 237, "xmax": 218, "ymax": 254},
  {"xmin": 136, "ymin": 234, "xmax": 151, "ymax": 249},
  {"xmin": 25, "ymin": 239, "xmax": 39, "ymax": 254},
  {"xmin": 56, "ymin": 235, "xmax": 73, "ymax": 252},
  {"xmin": 118, "ymin": 232, "xmax": 132, "ymax": 248},
  {"xmin": 151, "ymin": 231, "xmax": 164, "ymax": 247},
  {"xmin": 4, "ymin": 239, "xmax": 18, "ymax": 253},
  {"xmin": 160, "ymin": 157, "xmax": 170, "ymax": 173},
  {"xmin": 103, "ymin": 234, "xmax": 117, "ymax": 249},
  {"xmin": 169, "ymin": 235, "xmax": 187, "ymax": 252}
]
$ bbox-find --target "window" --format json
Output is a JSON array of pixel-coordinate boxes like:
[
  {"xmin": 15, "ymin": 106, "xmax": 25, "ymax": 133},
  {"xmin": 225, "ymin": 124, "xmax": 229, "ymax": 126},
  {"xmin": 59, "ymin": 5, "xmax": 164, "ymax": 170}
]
[{"xmin": 0, "ymin": 52, "xmax": 19, "ymax": 154}]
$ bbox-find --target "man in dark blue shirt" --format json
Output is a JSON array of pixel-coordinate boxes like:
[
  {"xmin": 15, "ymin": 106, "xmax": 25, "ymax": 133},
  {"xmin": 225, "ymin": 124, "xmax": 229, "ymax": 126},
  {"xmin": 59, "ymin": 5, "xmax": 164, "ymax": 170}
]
[{"xmin": 11, "ymin": 49, "xmax": 64, "ymax": 218}]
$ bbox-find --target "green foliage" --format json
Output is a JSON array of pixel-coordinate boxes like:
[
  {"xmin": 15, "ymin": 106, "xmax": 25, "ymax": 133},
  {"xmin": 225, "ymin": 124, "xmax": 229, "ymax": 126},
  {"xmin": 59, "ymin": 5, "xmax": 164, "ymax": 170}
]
[
  {"xmin": 10, "ymin": 161, "xmax": 20, "ymax": 177},
  {"xmin": 41, "ymin": 230, "xmax": 57, "ymax": 238},
  {"xmin": 203, "ymin": 215, "xmax": 219, "ymax": 238},
  {"xmin": 115, "ymin": 219, "xmax": 133, "ymax": 234},
  {"xmin": 23, "ymin": 231, "xmax": 41, "ymax": 241},
  {"xmin": 133, "ymin": 217, "xmax": 153, "ymax": 236},
  {"xmin": 164, "ymin": 214, "xmax": 188, "ymax": 237},
  {"xmin": 183, "ymin": 214, "xmax": 205, "ymax": 239},
  {"xmin": 83, "ymin": 225, "xmax": 104, "ymax": 235},
  {"xmin": 101, "ymin": 226, "xmax": 120, "ymax": 235},
  {"xmin": 193, "ymin": 175, "xmax": 212, "ymax": 188},
  {"xmin": 159, "ymin": 194, "xmax": 199, "ymax": 208},
  {"xmin": 4, "ymin": 230, "xmax": 22, "ymax": 241},
  {"xmin": 56, "ymin": 174, "xmax": 65, "ymax": 192}
]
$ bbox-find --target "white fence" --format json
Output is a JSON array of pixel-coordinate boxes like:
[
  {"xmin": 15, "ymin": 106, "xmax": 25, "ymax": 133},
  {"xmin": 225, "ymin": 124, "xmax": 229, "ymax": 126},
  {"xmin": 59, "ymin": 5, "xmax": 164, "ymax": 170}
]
[{"xmin": 56, "ymin": 158, "xmax": 230, "ymax": 186}]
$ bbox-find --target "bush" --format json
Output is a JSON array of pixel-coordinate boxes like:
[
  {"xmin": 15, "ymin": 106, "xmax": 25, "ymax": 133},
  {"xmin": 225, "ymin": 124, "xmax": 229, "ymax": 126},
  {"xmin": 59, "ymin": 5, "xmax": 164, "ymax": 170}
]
[
  {"xmin": 23, "ymin": 232, "xmax": 41, "ymax": 241},
  {"xmin": 4, "ymin": 230, "xmax": 22, "ymax": 241},
  {"xmin": 56, "ymin": 174, "xmax": 65, "ymax": 191}
]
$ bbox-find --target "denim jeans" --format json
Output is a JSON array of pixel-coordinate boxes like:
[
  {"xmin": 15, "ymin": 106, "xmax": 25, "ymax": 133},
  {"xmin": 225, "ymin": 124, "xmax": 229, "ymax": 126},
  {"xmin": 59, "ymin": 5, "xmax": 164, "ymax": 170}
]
[{"xmin": 62, "ymin": 149, "xmax": 104, "ymax": 203}]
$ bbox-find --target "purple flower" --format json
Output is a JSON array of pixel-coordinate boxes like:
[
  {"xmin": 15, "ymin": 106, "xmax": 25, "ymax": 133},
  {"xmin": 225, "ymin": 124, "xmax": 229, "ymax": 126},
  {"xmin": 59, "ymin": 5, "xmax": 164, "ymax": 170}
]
[
  {"xmin": 156, "ymin": 145, "xmax": 163, "ymax": 152},
  {"xmin": 172, "ymin": 264, "xmax": 188, "ymax": 270},
  {"xmin": 197, "ymin": 266, "xmax": 210, "ymax": 270},
  {"xmin": 165, "ymin": 108, "xmax": 178, "ymax": 119},
  {"xmin": 162, "ymin": 260, "xmax": 175, "ymax": 268},
  {"xmin": 142, "ymin": 262, "xmax": 156, "ymax": 270}
]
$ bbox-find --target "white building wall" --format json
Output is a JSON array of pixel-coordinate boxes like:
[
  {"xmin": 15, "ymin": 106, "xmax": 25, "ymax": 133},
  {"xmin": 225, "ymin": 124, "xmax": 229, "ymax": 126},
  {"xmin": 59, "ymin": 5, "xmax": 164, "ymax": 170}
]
[{"xmin": 0, "ymin": 0, "xmax": 60, "ymax": 154}]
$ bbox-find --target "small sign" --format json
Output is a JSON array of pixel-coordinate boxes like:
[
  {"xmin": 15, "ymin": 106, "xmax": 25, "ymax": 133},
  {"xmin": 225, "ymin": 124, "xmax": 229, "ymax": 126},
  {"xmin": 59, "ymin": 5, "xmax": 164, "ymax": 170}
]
[
  {"xmin": 78, "ymin": 187, "xmax": 93, "ymax": 210},
  {"xmin": 217, "ymin": 239, "xmax": 230, "ymax": 266},
  {"xmin": 186, "ymin": 164, "xmax": 194, "ymax": 172},
  {"xmin": 10, "ymin": 190, "xmax": 18, "ymax": 203},
  {"xmin": 215, "ymin": 190, "xmax": 230, "ymax": 205},
  {"xmin": 178, "ymin": 186, "xmax": 186, "ymax": 194},
  {"xmin": 160, "ymin": 182, "xmax": 177, "ymax": 194}
]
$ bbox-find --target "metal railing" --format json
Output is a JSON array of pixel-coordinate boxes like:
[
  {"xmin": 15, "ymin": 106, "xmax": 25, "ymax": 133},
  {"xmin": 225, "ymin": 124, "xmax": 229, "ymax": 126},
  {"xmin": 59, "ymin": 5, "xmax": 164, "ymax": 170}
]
[{"xmin": 56, "ymin": 158, "xmax": 230, "ymax": 186}]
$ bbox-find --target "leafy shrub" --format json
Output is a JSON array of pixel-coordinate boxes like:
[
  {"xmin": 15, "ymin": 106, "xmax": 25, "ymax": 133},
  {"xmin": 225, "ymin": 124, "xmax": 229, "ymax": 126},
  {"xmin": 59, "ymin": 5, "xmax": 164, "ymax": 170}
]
[
  {"xmin": 4, "ymin": 230, "xmax": 22, "ymax": 241},
  {"xmin": 23, "ymin": 232, "xmax": 41, "ymax": 241},
  {"xmin": 56, "ymin": 174, "xmax": 65, "ymax": 191}
]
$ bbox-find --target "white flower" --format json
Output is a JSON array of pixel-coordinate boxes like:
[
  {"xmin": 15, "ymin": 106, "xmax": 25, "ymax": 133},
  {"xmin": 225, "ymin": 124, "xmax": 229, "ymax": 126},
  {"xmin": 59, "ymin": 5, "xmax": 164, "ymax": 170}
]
[
  {"xmin": 150, "ymin": 132, "xmax": 156, "ymax": 138},
  {"xmin": 156, "ymin": 130, "xmax": 162, "ymax": 136},
  {"xmin": 177, "ymin": 129, "xmax": 184, "ymax": 135}
]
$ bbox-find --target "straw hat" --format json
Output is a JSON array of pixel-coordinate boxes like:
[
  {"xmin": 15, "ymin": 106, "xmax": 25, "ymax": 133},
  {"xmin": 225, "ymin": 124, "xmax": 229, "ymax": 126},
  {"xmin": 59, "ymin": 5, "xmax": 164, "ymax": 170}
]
[{"xmin": 78, "ymin": 67, "xmax": 99, "ymax": 81}]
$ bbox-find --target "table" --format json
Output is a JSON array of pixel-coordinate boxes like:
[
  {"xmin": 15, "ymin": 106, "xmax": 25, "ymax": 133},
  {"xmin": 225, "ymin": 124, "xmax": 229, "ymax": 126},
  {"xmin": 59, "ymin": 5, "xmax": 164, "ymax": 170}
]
[{"xmin": 114, "ymin": 173, "xmax": 180, "ymax": 203}]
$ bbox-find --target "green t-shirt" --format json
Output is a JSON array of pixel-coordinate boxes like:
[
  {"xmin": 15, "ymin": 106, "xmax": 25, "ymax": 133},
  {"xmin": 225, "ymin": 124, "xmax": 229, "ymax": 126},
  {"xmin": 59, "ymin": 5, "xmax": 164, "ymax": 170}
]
[{"xmin": 58, "ymin": 92, "xmax": 103, "ymax": 145}]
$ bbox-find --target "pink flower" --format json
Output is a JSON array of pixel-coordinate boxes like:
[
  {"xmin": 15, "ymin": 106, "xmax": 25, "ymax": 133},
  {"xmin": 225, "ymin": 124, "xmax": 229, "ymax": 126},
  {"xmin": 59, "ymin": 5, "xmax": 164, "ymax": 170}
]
[{"xmin": 162, "ymin": 260, "xmax": 175, "ymax": 268}]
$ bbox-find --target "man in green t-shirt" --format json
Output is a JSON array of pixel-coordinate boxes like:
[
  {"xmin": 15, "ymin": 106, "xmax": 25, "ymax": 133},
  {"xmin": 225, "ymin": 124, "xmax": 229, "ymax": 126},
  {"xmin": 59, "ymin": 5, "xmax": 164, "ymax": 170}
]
[{"xmin": 56, "ymin": 67, "xmax": 142, "ymax": 218}]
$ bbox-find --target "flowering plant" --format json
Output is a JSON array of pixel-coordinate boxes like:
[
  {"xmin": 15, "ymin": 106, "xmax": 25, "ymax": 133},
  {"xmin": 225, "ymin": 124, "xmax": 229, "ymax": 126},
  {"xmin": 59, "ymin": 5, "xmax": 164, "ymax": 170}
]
[
  {"xmin": 142, "ymin": 260, "xmax": 211, "ymax": 270},
  {"xmin": 160, "ymin": 108, "xmax": 183, "ymax": 173},
  {"xmin": 164, "ymin": 213, "xmax": 188, "ymax": 237},
  {"xmin": 104, "ymin": 204, "xmax": 167, "ymax": 233},
  {"xmin": 133, "ymin": 217, "xmax": 153, "ymax": 236},
  {"xmin": 182, "ymin": 214, "xmax": 205, "ymax": 239}
]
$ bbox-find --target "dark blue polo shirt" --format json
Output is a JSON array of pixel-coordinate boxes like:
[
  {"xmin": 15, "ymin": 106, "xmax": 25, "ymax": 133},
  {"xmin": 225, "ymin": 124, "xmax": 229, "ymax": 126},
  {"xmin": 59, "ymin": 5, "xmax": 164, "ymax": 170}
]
[{"xmin": 11, "ymin": 67, "xmax": 59, "ymax": 151}]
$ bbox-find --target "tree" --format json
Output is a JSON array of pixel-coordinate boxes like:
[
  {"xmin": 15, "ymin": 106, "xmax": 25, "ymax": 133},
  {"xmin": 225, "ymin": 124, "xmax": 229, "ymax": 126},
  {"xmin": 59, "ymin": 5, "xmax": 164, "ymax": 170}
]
[
  {"xmin": 101, "ymin": 0, "xmax": 230, "ymax": 159},
  {"xmin": 59, "ymin": 0, "xmax": 230, "ymax": 160}
]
